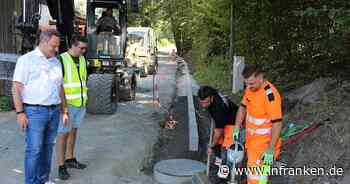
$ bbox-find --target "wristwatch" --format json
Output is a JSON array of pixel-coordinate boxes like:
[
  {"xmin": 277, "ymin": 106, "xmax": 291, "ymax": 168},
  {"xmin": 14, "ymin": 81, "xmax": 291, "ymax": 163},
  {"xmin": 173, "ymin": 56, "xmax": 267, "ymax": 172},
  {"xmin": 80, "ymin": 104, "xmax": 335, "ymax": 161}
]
[{"xmin": 16, "ymin": 110, "xmax": 25, "ymax": 115}]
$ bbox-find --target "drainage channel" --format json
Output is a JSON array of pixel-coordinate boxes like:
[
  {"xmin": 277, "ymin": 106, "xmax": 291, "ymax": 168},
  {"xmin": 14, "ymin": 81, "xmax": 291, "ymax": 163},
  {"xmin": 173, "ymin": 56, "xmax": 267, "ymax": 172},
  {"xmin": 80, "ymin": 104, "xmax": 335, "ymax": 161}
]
[
  {"xmin": 149, "ymin": 56, "xmax": 209, "ymax": 184},
  {"xmin": 148, "ymin": 96, "xmax": 207, "ymax": 184}
]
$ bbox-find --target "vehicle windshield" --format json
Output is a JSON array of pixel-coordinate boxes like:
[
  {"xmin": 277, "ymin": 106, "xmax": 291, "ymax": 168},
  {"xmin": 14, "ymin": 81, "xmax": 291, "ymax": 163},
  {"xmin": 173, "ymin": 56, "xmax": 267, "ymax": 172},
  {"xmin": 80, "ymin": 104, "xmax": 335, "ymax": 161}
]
[
  {"xmin": 86, "ymin": 7, "xmax": 122, "ymax": 59},
  {"xmin": 94, "ymin": 7, "xmax": 120, "ymax": 26},
  {"xmin": 87, "ymin": 33, "xmax": 121, "ymax": 59},
  {"xmin": 128, "ymin": 31, "xmax": 145, "ymax": 46}
]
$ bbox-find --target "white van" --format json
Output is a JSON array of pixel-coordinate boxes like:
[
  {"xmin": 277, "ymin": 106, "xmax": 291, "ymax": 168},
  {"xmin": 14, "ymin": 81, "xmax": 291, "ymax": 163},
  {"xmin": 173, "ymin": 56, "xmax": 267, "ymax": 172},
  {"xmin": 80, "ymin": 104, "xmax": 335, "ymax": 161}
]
[{"xmin": 127, "ymin": 27, "xmax": 158, "ymax": 76}]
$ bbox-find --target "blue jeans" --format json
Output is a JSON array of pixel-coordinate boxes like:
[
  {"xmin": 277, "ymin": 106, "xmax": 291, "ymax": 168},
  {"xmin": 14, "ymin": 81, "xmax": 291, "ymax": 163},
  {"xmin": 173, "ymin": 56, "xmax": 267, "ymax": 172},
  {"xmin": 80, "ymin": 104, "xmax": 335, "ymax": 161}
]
[{"xmin": 24, "ymin": 106, "xmax": 60, "ymax": 184}]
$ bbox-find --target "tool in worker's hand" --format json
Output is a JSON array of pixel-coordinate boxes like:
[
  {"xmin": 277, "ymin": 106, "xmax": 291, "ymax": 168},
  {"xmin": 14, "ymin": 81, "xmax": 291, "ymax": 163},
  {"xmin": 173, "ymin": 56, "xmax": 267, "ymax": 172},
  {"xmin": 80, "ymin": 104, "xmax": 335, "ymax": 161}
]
[
  {"xmin": 227, "ymin": 140, "xmax": 244, "ymax": 164},
  {"xmin": 227, "ymin": 137, "xmax": 245, "ymax": 184},
  {"xmin": 191, "ymin": 118, "xmax": 216, "ymax": 184},
  {"xmin": 206, "ymin": 118, "xmax": 215, "ymax": 176},
  {"xmin": 233, "ymin": 127, "xmax": 240, "ymax": 140}
]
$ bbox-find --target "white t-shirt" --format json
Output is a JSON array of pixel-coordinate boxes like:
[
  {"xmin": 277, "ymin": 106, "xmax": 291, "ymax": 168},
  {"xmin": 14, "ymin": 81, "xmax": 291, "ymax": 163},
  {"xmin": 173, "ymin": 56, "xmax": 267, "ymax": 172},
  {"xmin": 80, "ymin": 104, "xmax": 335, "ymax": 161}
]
[{"xmin": 13, "ymin": 48, "xmax": 63, "ymax": 105}]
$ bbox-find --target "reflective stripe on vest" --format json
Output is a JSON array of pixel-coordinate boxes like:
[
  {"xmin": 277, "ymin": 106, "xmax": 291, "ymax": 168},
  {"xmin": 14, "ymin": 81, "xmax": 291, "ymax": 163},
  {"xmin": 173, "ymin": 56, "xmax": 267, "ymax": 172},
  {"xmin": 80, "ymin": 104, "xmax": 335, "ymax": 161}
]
[
  {"xmin": 61, "ymin": 52, "xmax": 88, "ymax": 107},
  {"xmin": 63, "ymin": 83, "xmax": 86, "ymax": 88},
  {"xmin": 247, "ymin": 113, "xmax": 268, "ymax": 125},
  {"xmin": 246, "ymin": 113, "xmax": 272, "ymax": 130},
  {"xmin": 247, "ymin": 128, "xmax": 271, "ymax": 135},
  {"xmin": 66, "ymin": 93, "xmax": 88, "ymax": 100}
]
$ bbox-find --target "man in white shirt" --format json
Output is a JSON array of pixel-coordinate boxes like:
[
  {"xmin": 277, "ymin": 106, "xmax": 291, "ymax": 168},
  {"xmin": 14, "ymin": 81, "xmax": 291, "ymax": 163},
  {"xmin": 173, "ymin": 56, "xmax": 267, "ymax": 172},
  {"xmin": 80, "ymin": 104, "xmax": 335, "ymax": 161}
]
[{"xmin": 12, "ymin": 29, "xmax": 69, "ymax": 184}]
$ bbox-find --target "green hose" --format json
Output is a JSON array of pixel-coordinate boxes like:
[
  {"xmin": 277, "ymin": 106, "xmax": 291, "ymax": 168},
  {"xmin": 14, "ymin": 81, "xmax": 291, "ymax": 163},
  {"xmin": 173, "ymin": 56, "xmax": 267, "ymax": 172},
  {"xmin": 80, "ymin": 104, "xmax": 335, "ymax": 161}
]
[{"xmin": 280, "ymin": 121, "xmax": 310, "ymax": 140}]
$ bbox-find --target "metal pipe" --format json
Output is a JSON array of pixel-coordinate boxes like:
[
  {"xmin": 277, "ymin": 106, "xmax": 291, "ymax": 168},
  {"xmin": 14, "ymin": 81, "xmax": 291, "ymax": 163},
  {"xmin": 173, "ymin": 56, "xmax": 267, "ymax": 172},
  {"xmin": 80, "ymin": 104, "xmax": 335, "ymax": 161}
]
[
  {"xmin": 206, "ymin": 119, "xmax": 214, "ymax": 176},
  {"xmin": 22, "ymin": 0, "xmax": 26, "ymax": 22}
]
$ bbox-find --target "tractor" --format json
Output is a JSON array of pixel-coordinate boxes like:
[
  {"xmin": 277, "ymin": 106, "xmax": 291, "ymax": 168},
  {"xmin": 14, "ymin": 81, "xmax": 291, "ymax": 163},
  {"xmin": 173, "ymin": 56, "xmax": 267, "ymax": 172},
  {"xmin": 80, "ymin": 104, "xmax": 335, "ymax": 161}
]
[
  {"xmin": 0, "ymin": 0, "xmax": 139, "ymax": 114},
  {"xmin": 85, "ymin": 0, "xmax": 139, "ymax": 114}
]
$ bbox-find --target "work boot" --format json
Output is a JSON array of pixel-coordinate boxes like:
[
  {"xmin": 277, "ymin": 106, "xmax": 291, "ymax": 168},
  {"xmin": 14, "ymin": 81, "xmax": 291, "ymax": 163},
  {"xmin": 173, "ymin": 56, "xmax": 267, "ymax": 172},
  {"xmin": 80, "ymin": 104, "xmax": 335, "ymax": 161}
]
[
  {"xmin": 65, "ymin": 158, "xmax": 87, "ymax": 169},
  {"xmin": 58, "ymin": 165, "xmax": 70, "ymax": 180}
]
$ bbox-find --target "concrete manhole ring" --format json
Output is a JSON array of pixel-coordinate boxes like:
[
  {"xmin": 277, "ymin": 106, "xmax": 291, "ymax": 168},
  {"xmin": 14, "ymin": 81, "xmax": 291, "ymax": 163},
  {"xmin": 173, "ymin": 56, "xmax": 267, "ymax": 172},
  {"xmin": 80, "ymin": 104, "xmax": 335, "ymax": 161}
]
[{"xmin": 154, "ymin": 159, "xmax": 206, "ymax": 184}]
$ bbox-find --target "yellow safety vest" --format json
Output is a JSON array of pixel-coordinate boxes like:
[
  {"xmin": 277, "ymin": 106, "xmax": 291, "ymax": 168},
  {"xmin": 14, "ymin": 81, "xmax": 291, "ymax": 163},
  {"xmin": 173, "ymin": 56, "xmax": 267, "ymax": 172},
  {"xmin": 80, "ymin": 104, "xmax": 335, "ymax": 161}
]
[{"xmin": 61, "ymin": 52, "xmax": 88, "ymax": 107}]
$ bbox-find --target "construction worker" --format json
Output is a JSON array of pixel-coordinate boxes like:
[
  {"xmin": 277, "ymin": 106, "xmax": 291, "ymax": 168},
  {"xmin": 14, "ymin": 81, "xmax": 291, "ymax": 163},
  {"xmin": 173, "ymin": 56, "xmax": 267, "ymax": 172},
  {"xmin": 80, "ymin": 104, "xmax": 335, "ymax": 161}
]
[
  {"xmin": 56, "ymin": 35, "xmax": 88, "ymax": 180},
  {"xmin": 233, "ymin": 65, "xmax": 283, "ymax": 184},
  {"xmin": 198, "ymin": 86, "xmax": 238, "ymax": 171},
  {"xmin": 96, "ymin": 8, "xmax": 120, "ymax": 34}
]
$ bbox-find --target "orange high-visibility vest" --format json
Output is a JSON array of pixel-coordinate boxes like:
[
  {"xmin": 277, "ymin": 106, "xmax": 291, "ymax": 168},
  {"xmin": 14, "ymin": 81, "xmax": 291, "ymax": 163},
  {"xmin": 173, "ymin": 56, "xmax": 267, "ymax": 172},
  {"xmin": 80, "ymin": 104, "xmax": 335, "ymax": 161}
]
[
  {"xmin": 241, "ymin": 81, "xmax": 283, "ymax": 184},
  {"xmin": 241, "ymin": 81, "xmax": 282, "ymax": 149}
]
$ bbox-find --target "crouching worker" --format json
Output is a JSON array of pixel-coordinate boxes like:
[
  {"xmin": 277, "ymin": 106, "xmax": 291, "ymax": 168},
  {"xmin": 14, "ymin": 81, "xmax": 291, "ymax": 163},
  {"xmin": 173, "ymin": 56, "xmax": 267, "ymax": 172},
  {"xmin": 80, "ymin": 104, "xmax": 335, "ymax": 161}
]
[{"xmin": 198, "ymin": 86, "xmax": 239, "ymax": 178}]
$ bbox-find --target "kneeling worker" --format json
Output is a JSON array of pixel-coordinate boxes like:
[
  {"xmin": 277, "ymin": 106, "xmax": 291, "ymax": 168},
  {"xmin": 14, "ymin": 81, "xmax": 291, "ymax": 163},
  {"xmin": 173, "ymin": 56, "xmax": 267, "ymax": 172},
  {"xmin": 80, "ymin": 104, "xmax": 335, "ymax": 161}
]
[{"xmin": 198, "ymin": 86, "xmax": 238, "ymax": 167}]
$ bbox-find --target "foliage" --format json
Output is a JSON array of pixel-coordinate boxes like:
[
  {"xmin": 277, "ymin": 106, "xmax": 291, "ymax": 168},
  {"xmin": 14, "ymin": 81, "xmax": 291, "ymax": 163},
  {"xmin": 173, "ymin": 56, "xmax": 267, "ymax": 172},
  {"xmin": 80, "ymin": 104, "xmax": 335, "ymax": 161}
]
[
  {"xmin": 132, "ymin": 0, "xmax": 350, "ymax": 91},
  {"xmin": 193, "ymin": 55, "xmax": 231, "ymax": 92}
]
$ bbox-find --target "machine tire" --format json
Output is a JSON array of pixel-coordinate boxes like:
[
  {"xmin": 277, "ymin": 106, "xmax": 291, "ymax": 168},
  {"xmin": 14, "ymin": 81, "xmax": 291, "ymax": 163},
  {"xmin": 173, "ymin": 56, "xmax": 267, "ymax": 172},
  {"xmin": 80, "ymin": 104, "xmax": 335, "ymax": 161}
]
[{"xmin": 87, "ymin": 74, "xmax": 117, "ymax": 114}]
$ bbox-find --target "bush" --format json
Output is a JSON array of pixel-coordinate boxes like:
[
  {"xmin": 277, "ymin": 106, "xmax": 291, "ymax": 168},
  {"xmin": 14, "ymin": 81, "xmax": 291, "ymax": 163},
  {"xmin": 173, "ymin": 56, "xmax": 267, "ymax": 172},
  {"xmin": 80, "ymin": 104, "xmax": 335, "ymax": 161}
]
[{"xmin": 193, "ymin": 55, "xmax": 232, "ymax": 93}]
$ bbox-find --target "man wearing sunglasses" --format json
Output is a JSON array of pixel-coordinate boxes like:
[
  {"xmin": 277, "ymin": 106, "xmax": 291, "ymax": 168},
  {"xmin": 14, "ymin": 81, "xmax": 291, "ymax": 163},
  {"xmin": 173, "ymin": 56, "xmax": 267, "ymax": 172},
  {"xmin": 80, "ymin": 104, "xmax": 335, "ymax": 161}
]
[
  {"xmin": 56, "ymin": 35, "xmax": 88, "ymax": 180},
  {"xmin": 198, "ymin": 86, "xmax": 238, "ymax": 172},
  {"xmin": 234, "ymin": 65, "xmax": 283, "ymax": 184}
]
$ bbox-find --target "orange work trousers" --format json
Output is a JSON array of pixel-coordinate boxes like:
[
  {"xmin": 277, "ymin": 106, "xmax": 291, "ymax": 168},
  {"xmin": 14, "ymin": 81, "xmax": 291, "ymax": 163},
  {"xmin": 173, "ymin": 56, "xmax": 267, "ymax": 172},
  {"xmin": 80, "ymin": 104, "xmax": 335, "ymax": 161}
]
[{"xmin": 246, "ymin": 132, "xmax": 282, "ymax": 184}]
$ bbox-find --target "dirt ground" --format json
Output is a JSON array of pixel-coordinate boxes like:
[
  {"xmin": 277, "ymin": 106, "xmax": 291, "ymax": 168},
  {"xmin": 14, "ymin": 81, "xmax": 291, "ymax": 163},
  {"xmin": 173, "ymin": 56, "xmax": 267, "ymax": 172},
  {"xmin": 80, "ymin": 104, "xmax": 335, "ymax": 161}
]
[{"xmin": 282, "ymin": 79, "xmax": 350, "ymax": 184}]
